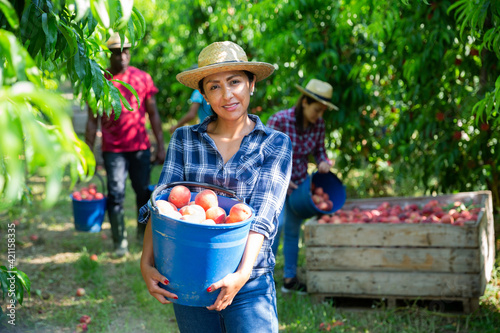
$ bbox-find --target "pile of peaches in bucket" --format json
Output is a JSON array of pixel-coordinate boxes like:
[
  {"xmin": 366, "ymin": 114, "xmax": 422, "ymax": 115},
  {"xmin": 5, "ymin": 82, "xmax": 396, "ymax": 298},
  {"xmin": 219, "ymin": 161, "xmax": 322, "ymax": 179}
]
[
  {"xmin": 317, "ymin": 199, "xmax": 480, "ymax": 226},
  {"xmin": 72, "ymin": 183, "xmax": 105, "ymax": 201},
  {"xmin": 156, "ymin": 185, "xmax": 252, "ymax": 225}
]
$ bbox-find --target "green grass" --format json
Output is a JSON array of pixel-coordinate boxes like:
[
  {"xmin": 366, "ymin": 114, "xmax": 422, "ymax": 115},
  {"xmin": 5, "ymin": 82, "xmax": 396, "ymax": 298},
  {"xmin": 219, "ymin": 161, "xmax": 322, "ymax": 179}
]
[{"xmin": 1, "ymin": 168, "xmax": 500, "ymax": 332}]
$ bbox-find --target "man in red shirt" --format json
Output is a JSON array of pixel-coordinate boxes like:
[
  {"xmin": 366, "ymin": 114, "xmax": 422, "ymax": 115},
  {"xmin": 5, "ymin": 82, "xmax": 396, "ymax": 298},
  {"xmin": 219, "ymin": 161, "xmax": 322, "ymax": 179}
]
[{"xmin": 85, "ymin": 34, "xmax": 166, "ymax": 257}]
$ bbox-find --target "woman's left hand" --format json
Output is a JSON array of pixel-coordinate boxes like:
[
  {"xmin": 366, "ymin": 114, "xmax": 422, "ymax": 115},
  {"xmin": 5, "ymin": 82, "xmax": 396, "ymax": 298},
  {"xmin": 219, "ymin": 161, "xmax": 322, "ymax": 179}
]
[
  {"xmin": 205, "ymin": 271, "xmax": 249, "ymax": 311},
  {"xmin": 318, "ymin": 161, "xmax": 331, "ymax": 173}
]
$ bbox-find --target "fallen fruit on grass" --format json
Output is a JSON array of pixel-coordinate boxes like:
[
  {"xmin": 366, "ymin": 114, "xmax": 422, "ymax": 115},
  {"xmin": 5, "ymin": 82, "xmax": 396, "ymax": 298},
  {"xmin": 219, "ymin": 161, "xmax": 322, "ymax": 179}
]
[
  {"xmin": 76, "ymin": 288, "xmax": 85, "ymax": 297},
  {"xmin": 168, "ymin": 185, "xmax": 191, "ymax": 208},
  {"xmin": 90, "ymin": 254, "xmax": 98, "ymax": 261},
  {"xmin": 79, "ymin": 315, "xmax": 91, "ymax": 324},
  {"xmin": 30, "ymin": 235, "xmax": 39, "ymax": 242},
  {"xmin": 76, "ymin": 322, "xmax": 88, "ymax": 332}
]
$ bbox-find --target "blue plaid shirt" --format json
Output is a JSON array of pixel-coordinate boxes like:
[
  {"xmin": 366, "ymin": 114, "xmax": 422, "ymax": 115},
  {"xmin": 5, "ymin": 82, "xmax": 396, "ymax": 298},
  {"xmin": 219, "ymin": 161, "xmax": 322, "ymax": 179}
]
[{"xmin": 139, "ymin": 114, "xmax": 292, "ymax": 278}]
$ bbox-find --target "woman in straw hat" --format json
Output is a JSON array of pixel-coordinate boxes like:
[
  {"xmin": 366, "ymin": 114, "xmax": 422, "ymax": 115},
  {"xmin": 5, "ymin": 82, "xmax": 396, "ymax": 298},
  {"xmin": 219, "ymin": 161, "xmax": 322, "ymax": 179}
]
[
  {"xmin": 268, "ymin": 78, "xmax": 338, "ymax": 294},
  {"xmin": 139, "ymin": 41, "xmax": 292, "ymax": 332}
]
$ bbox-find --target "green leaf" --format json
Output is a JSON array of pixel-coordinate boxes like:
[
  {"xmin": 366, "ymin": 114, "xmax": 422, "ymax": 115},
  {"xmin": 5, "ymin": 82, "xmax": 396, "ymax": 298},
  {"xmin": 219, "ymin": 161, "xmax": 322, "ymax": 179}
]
[
  {"xmin": 111, "ymin": 79, "xmax": 139, "ymax": 110},
  {"xmin": 132, "ymin": 7, "xmax": 146, "ymax": 39},
  {"xmin": 107, "ymin": 81, "xmax": 123, "ymax": 119},
  {"xmin": 59, "ymin": 21, "xmax": 78, "ymax": 57},
  {"xmin": 74, "ymin": 0, "xmax": 91, "ymax": 22},
  {"xmin": 90, "ymin": 0, "xmax": 110, "ymax": 28},
  {"xmin": 90, "ymin": 59, "xmax": 104, "ymax": 102},
  {"xmin": 0, "ymin": 0, "xmax": 20, "ymax": 29}
]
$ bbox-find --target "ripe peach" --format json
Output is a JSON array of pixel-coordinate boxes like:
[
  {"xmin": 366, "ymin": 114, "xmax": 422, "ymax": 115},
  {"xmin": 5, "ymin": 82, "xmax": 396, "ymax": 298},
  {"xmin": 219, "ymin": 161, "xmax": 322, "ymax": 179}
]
[
  {"xmin": 228, "ymin": 203, "xmax": 252, "ymax": 223},
  {"xmin": 79, "ymin": 315, "xmax": 91, "ymax": 324},
  {"xmin": 90, "ymin": 254, "xmax": 98, "ymax": 261},
  {"xmin": 440, "ymin": 214, "xmax": 454, "ymax": 224},
  {"xmin": 168, "ymin": 185, "xmax": 191, "ymax": 209},
  {"xmin": 161, "ymin": 209, "xmax": 182, "ymax": 220},
  {"xmin": 314, "ymin": 187, "xmax": 324, "ymax": 196},
  {"xmin": 76, "ymin": 288, "xmax": 85, "ymax": 297},
  {"xmin": 317, "ymin": 201, "xmax": 329, "ymax": 211},
  {"xmin": 180, "ymin": 213, "xmax": 205, "ymax": 223},
  {"xmin": 179, "ymin": 204, "xmax": 206, "ymax": 219},
  {"xmin": 195, "ymin": 189, "xmax": 219, "ymax": 211},
  {"xmin": 312, "ymin": 195, "xmax": 323, "ymax": 204},
  {"xmin": 72, "ymin": 191, "xmax": 82, "ymax": 201},
  {"xmin": 88, "ymin": 187, "xmax": 97, "ymax": 196},
  {"xmin": 157, "ymin": 200, "xmax": 177, "ymax": 215},
  {"xmin": 30, "ymin": 234, "xmax": 39, "ymax": 242},
  {"xmin": 94, "ymin": 192, "xmax": 104, "ymax": 200},
  {"xmin": 200, "ymin": 219, "xmax": 216, "ymax": 225},
  {"xmin": 206, "ymin": 206, "xmax": 227, "ymax": 224}
]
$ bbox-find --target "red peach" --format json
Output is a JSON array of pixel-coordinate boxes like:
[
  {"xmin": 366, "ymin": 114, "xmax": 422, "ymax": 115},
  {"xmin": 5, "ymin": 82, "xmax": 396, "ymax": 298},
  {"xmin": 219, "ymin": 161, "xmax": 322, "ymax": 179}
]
[
  {"xmin": 157, "ymin": 200, "xmax": 177, "ymax": 215},
  {"xmin": 76, "ymin": 288, "xmax": 85, "ymax": 297},
  {"xmin": 314, "ymin": 187, "xmax": 324, "ymax": 196},
  {"xmin": 206, "ymin": 206, "xmax": 227, "ymax": 224},
  {"xmin": 195, "ymin": 189, "xmax": 219, "ymax": 211},
  {"xmin": 79, "ymin": 315, "xmax": 91, "ymax": 324},
  {"xmin": 179, "ymin": 204, "xmax": 206, "ymax": 219},
  {"xmin": 440, "ymin": 214, "xmax": 454, "ymax": 224},
  {"xmin": 90, "ymin": 254, "xmax": 98, "ymax": 261},
  {"xmin": 168, "ymin": 185, "xmax": 191, "ymax": 209},
  {"xmin": 94, "ymin": 192, "xmax": 104, "ymax": 200},
  {"xmin": 228, "ymin": 203, "xmax": 252, "ymax": 223},
  {"xmin": 30, "ymin": 234, "xmax": 39, "ymax": 242},
  {"xmin": 88, "ymin": 187, "xmax": 97, "ymax": 196},
  {"xmin": 317, "ymin": 201, "xmax": 329, "ymax": 211},
  {"xmin": 312, "ymin": 194, "xmax": 323, "ymax": 204},
  {"xmin": 161, "ymin": 209, "xmax": 182, "ymax": 220},
  {"xmin": 72, "ymin": 191, "xmax": 82, "ymax": 200},
  {"xmin": 181, "ymin": 214, "xmax": 205, "ymax": 223},
  {"xmin": 76, "ymin": 323, "xmax": 88, "ymax": 332}
]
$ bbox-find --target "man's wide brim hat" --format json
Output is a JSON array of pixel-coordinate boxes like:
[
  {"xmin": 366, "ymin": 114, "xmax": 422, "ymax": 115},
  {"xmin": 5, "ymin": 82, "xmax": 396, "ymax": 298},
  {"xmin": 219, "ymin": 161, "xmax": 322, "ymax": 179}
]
[
  {"xmin": 176, "ymin": 41, "xmax": 275, "ymax": 90},
  {"xmin": 296, "ymin": 79, "xmax": 338, "ymax": 110},
  {"xmin": 106, "ymin": 33, "xmax": 131, "ymax": 49}
]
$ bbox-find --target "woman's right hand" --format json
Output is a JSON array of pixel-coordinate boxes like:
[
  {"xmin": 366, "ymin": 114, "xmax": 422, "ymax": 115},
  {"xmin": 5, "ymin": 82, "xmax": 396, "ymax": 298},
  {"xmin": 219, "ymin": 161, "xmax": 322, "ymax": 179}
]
[{"xmin": 140, "ymin": 263, "xmax": 177, "ymax": 304}]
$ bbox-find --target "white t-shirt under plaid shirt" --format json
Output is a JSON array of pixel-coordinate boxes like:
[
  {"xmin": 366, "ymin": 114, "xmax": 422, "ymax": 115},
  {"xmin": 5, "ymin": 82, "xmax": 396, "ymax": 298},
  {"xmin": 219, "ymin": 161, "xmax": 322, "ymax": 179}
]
[{"xmin": 139, "ymin": 114, "xmax": 292, "ymax": 278}]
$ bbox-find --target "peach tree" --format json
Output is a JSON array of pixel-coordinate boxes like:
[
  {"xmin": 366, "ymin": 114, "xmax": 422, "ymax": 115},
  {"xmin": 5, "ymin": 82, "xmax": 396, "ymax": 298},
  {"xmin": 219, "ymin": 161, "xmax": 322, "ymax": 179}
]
[{"xmin": 0, "ymin": 0, "xmax": 145, "ymax": 210}]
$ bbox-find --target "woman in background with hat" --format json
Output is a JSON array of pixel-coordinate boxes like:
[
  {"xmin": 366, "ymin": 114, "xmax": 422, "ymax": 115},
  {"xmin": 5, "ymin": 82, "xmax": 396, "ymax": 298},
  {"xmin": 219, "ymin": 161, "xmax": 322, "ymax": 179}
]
[
  {"xmin": 268, "ymin": 79, "xmax": 338, "ymax": 294},
  {"xmin": 139, "ymin": 41, "xmax": 292, "ymax": 332}
]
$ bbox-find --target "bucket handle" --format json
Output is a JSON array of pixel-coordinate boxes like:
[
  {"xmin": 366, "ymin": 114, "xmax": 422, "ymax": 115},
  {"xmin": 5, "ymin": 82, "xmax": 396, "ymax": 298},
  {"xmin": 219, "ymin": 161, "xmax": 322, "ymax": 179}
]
[{"xmin": 150, "ymin": 181, "xmax": 244, "ymax": 211}]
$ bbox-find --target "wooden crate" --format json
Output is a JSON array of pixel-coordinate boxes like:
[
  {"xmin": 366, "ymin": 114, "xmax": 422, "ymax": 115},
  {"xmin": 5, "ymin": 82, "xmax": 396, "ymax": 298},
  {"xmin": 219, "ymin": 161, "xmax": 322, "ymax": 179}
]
[{"xmin": 304, "ymin": 191, "xmax": 495, "ymax": 313}]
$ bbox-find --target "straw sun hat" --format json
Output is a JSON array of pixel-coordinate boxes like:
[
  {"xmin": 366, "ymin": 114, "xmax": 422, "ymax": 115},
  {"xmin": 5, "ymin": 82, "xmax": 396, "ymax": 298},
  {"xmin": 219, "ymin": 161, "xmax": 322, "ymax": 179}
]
[
  {"xmin": 106, "ymin": 33, "xmax": 131, "ymax": 49},
  {"xmin": 295, "ymin": 79, "xmax": 338, "ymax": 110},
  {"xmin": 176, "ymin": 41, "xmax": 275, "ymax": 90}
]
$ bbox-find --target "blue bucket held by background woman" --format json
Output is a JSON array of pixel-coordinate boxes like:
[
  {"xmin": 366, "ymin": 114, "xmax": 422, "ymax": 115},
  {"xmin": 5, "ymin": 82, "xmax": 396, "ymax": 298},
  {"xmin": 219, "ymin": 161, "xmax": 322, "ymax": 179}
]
[
  {"xmin": 288, "ymin": 171, "xmax": 346, "ymax": 219},
  {"xmin": 148, "ymin": 182, "xmax": 254, "ymax": 307}
]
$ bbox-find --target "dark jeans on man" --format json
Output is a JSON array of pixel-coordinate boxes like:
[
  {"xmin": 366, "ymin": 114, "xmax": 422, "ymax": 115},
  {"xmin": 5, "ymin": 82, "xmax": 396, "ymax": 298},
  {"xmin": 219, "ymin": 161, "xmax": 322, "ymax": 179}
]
[{"xmin": 103, "ymin": 150, "xmax": 151, "ymax": 249}]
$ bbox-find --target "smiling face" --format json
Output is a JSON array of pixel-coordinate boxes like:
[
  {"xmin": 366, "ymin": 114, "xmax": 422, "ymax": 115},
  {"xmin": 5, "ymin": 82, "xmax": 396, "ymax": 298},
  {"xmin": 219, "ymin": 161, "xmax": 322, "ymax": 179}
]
[
  {"xmin": 109, "ymin": 48, "xmax": 130, "ymax": 74},
  {"xmin": 302, "ymin": 98, "xmax": 328, "ymax": 126},
  {"xmin": 201, "ymin": 70, "xmax": 255, "ymax": 121}
]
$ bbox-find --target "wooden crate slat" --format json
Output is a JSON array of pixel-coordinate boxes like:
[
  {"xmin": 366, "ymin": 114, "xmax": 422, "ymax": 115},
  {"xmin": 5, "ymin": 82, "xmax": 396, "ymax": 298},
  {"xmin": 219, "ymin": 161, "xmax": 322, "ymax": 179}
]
[
  {"xmin": 305, "ymin": 222, "xmax": 478, "ymax": 247},
  {"xmin": 307, "ymin": 271, "xmax": 481, "ymax": 298},
  {"xmin": 306, "ymin": 247, "xmax": 479, "ymax": 273}
]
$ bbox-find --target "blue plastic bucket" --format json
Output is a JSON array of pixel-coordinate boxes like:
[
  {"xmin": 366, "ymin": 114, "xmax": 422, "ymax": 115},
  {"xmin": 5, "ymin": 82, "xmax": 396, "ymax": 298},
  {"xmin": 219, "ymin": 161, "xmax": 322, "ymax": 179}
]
[
  {"xmin": 71, "ymin": 195, "xmax": 107, "ymax": 232},
  {"xmin": 149, "ymin": 182, "xmax": 253, "ymax": 307},
  {"xmin": 288, "ymin": 172, "xmax": 346, "ymax": 219}
]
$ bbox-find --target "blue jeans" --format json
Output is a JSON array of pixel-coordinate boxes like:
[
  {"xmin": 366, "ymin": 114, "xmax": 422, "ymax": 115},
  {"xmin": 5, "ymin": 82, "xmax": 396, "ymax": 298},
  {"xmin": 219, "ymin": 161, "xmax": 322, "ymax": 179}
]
[
  {"xmin": 103, "ymin": 150, "xmax": 151, "ymax": 248},
  {"xmin": 173, "ymin": 272, "xmax": 278, "ymax": 333},
  {"xmin": 271, "ymin": 196, "xmax": 303, "ymax": 279}
]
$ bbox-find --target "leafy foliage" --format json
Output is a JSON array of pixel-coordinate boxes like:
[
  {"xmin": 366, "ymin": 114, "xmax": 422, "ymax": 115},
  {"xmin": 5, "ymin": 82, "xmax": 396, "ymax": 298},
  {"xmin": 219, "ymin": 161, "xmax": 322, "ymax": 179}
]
[
  {"xmin": 0, "ymin": 0, "xmax": 146, "ymax": 209},
  {"xmin": 130, "ymin": 0, "xmax": 499, "ymax": 211}
]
